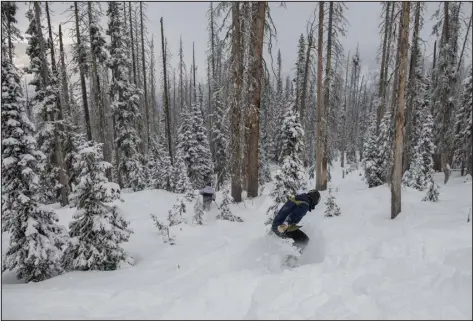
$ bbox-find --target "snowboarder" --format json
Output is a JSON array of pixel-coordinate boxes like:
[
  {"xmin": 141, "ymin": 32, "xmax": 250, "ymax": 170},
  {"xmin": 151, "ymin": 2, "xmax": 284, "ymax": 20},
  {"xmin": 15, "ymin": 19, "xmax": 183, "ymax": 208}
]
[
  {"xmin": 272, "ymin": 189, "xmax": 321, "ymax": 253},
  {"xmin": 199, "ymin": 184, "xmax": 216, "ymax": 211}
]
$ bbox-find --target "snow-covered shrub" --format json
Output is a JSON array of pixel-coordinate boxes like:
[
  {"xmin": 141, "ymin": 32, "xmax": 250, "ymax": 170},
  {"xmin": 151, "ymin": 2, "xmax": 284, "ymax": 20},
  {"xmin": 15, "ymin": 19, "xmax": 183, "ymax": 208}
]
[
  {"xmin": 150, "ymin": 214, "xmax": 174, "ymax": 244},
  {"xmin": 217, "ymin": 189, "xmax": 243, "ymax": 222},
  {"xmin": 63, "ymin": 142, "xmax": 133, "ymax": 271},
  {"xmin": 324, "ymin": 187, "xmax": 341, "ymax": 217},
  {"xmin": 193, "ymin": 197, "xmax": 204, "ymax": 225},
  {"xmin": 168, "ymin": 197, "xmax": 187, "ymax": 226},
  {"xmin": 1, "ymin": 59, "xmax": 67, "ymax": 283},
  {"xmin": 422, "ymin": 177, "xmax": 439, "ymax": 202}
]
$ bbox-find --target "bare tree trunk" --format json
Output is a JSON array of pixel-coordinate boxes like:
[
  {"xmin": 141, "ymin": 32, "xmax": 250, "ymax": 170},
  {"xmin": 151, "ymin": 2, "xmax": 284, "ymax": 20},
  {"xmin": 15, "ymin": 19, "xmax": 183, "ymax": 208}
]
[
  {"xmin": 403, "ymin": 2, "xmax": 421, "ymax": 173},
  {"xmin": 377, "ymin": 2, "xmax": 390, "ymax": 132},
  {"xmin": 74, "ymin": 2, "xmax": 92, "ymax": 141},
  {"xmin": 58, "ymin": 24, "xmax": 71, "ymax": 119},
  {"xmin": 340, "ymin": 51, "xmax": 350, "ymax": 175},
  {"xmin": 316, "ymin": 1, "xmax": 326, "ymax": 190},
  {"xmin": 160, "ymin": 18, "xmax": 173, "ymax": 164},
  {"xmin": 391, "ymin": 2, "xmax": 410, "ymax": 220},
  {"xmin": 231, "ymin": 2, "xmax": 243, "ymax": 202},
  {"xmin": 247, "ymin": 1, "xmax": 266, "ymax": 198},
  {"xmin": 440, "ymin": 2, "xmax": 452, "ymax": 184},
  {"xmin": 129, "ymin": 2, "xmax": 137, "ymax": 85},
  {"xmin": 384, "ymin": 3, "xmax": 395, "ymax": 109},
  {"xmin": 140, "ymin": 2, "xmax": 149, "ymax": 152},
  {"xmin": 46, "ymin": 2, "xmax": 68, "ymax": 206},
  {"xmin": 457, "ymin": 15, "xmax": 472, "ymax": 73},
  {"xmin": 193, "ymin": 42, "xmax": 197, "ymax": 101},
  {"xmin": 323, "ymin": 2, "xmax": 333, "ymax": 185}
]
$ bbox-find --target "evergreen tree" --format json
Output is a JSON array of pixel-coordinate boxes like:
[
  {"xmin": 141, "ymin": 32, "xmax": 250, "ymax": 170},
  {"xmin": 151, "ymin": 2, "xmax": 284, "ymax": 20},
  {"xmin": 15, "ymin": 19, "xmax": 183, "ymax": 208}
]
[
  {"xmin": 267, "ymin": 101, "xmax": 305, "ymax": 225},
  {"xmin": 147, "ymin": 135, "xmax": 172, "ymax": 190},
  {"xmin": 362, "ymin": 113, "xmax": 381, "ymax": 187},
  {"xmin": 189, "ymin": 100, "xmax": 214, "ymax": 188},
  {"xmin": 422, "ymin": 177, "xmax": 439, "ymax": 202},
  {"xmin": 193, "ymin": 197, "xmax": 205, "ymax": 225},
  {"xmin": 64, "ymin": 142, "xmax": 133, "ymax": 271},
  {"xmin": 217, "ymin": 189, "xmax": 243, "ymax": 222},
  {"xmin": 1, "ymin": 59, "xmax": 66, "ymax": 283},
  {"xmin": 453, "ymin": 69, "xmax": 472, "ymax": 175},
  {"xmin": 211, "ymin": 86, "xmax": 228, "ymax": 190},
  {"xmin": 106, "ymin": 2, "xmax": 145, "ymax": 192},
  {"xmin": 24, "ymin": 8, "xmax": 62, "ymax": 204},
  {"xmin": 324, "ymin": 187, "xmax": 341, "ymax": 217},
  {"xmin": 363, "ymin": 111, "xmax": 392, "ymax": 187},
  {"xmin": 173, "ymin": 148, "xmax": 193, "ymax": 195},
  {"xmin": 295, "ymin": 34, "xmax": 306, "ymax": 112},
  {"xmin": 403, "ymin": 113, "xmax": 436, "ymax": 191}
]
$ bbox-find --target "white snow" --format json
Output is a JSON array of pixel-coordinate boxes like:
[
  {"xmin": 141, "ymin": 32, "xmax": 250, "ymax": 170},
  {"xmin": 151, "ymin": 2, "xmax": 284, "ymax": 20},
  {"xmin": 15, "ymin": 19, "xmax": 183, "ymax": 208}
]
[{"xmin": 2, "ymin": 163, "xmax": 472, "ymax": 319}]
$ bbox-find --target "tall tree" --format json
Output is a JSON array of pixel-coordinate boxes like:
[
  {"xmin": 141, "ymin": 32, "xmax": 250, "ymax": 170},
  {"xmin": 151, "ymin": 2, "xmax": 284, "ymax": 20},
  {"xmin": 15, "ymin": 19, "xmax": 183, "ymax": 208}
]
[
  {"xmin": 160, "ymin": 17, "xmax": 173, "ymax": 164},
  {"xmin": 140, "ymin": 2, "xmax": 150, "ymax": 151},
  {"xmin": 74, "ymin": 2, "xmax": 92, "ymax": 140},
  {"xmin": 2, "ymin": 8, "xmax": 66, "ymax": 282},
  {"xmin": 391, "ymin": 2, "xmax": 410, "ymax": 220},
  {"xmin": 247, "ymin": 1, "xmax": 267, "ymax": 197},
  {"xmin": 315, "ymin": 1, "xmax": 326, "ymax": 190},
  {"xmin": 230, "ymin": 2, "xmax": 243, "ymax": 202},
  {"xmin": 107, "ymin": 2, "xmax": 145, "ymax": 191}
]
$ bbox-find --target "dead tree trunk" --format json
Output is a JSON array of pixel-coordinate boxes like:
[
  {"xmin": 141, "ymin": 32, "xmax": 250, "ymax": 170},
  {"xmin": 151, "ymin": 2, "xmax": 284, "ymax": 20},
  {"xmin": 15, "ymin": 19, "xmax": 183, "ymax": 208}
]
[
  {"xmin": 140, "ymin": 2, "xmax": 149, "ymax": 151},
  {"xmin": 58, "ymin": 24, "xmax": 71, "ymax": 119},
  {"xmin": 74, "ymin": 2, "xmax": 92, "ymax": 141},
  {"xmin": 377, "ymin": 2, "xmax": 390, "ymax": 132},
  {"xmin": 316, "ymin": 1, "xmax": 326, "ymax": 190},
  {"xmin": 247, "ymin": 1, "xmax": 266, "ymax": 198},
  {"xmin": 391, "ymin": 2, "xmax": 410, "ymax": 220},
  {"xmin": 160, "ymin": 17, "xmax": 173, "ymax": 164},
  {"xmin": 403, "ymin": 1, "xmax": 421, "ymax": 173},
  {"xmin": 231, "ymin": 2, "xmax": 243, "ymax": 202}
]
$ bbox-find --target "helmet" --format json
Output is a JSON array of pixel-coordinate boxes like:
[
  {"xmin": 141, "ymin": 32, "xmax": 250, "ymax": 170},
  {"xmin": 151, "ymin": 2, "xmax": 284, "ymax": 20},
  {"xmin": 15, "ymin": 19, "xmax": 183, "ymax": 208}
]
[{"xmin": 307, "ymin": 189, "xmax": 320, "ymax": 209}]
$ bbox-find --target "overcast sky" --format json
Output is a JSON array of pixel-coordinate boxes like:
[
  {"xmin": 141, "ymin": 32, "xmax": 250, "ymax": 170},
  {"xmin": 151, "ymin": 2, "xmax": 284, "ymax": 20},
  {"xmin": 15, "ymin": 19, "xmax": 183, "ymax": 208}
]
[{"xmin": 13, "ymin": 2, "xmax": 472, "ymax": 90}]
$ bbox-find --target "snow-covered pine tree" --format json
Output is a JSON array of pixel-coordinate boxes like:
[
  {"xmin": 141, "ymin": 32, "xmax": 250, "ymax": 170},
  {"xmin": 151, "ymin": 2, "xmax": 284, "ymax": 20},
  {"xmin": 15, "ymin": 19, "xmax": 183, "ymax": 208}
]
[
  {"xmin": 266, "ymin": 100, "xmax": 305, "ymax": 225},
  {"xmin": 1, "ymin": 57, "xmax": 66, "ymax": 283},
  {"xmin": 403, "ymin": 110, "xmax": 436, "ymax": 191},
  {"xmin": 63, "ymin": 141, "xmax": 133, "ymax": 271},
  {"xmin": 189, "ymin": 100, "xmax": 214, "ymax": 188},
  {"xmin": 453, "ymin": 68, "xmax": 472, "ymax": 176},
  {"xmin": 324, "ymin": 187, "xmax": 341, "ymax": 217},
  {"xmin": 106, "ymin": 2, "xmax": 145, "ymax": 192},
  {"xmin": 211, "ymin": 86, "xmax": 229, "ymax": 190},
  {"xmin": 217, "ymin": 189, "xmax": 243, "ymax": 222},
  {"xmin": 147, "ymin": 135, "xmax": 172, "ymax": 191},
  {"xmin": 150, "ymin": 214, "xmax": 174, "ymax": 244},
  {"xmin": 373, "ymin": 111, "xmax": 393, "ymax": 186},
  {"xmin": 362, "ymin": 112, "xmax": 383, "ymax": 187},
  {"xmin": 24, "ymin": 7, "xmax": 62, "ymax": 204},
  {"xmin": 193, "ymin": 197, "xmax": 204, "ymax": 225},
  {"xmin": 422, "ymin": 177, "xmax": 439, "ymax": 202},
  {"xmin": 173, "ymin": 147, "xmax": 194, "ymax": 197}
]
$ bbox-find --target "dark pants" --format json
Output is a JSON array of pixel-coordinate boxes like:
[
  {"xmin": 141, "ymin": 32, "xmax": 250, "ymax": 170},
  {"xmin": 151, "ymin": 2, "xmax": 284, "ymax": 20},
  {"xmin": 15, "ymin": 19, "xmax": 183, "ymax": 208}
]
[{"xmin": 284, "ymin": 229, "xmax": 310, "ymax": 253}]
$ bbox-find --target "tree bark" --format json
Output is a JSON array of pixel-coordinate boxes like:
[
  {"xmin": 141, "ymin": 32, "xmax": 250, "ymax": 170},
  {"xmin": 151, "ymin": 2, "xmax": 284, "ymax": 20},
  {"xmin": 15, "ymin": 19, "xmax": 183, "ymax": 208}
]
[
  {"xmin": 391, "ymin": 2, "xmax": 410, "ymax": 220},
  {"xmin": 247, "ymin": 1, "xmax": 266, "ymax": 198},
  {"xmin": 231, "ymin": 2, "xmax": 243, "ymax": 202},
  {"xmin": 316, "ymin": 1, "xmax": 326, "ymax": 190},
  {"xmin": 58, "ymin": 24, "xmax": 71, "ymax": 119},
  {"xmin": 74, "ymin": 2, "xmax": 92, "ymax": 141},
  {"xmin": 377, "ymin": 2, "xmax": 390, "ymax": 132},
  {"xmin": 160, "ymin": 17, "xmax": 173, "ymax": 164},
  {"xmin": 340, "ymin": 51, "xmax": 350, "ymax": 174},
  {"xmin": 129, "ymin": 2, "xmax": 137, "ymax": 85},
  {"xmin": 403, "ymin": 2, "xmax": 421, "ymax": 174},
  {"xmin": 140, "ymin": 2, "xmax": 149, "ymax": 152}
]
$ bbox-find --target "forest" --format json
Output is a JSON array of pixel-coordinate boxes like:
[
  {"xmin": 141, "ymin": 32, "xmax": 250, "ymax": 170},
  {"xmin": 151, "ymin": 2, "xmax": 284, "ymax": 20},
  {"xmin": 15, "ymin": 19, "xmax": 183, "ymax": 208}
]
[{"xmin": 1, "ymin": 0, "xmax": 472, "ymax": 289}]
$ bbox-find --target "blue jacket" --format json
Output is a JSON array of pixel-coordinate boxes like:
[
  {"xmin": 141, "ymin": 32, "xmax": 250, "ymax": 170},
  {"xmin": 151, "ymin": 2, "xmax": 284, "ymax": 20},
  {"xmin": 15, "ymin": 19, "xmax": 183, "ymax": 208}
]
[{"xmin": 271, "ymin": 194, "xmax": 311, "ymax": 234}]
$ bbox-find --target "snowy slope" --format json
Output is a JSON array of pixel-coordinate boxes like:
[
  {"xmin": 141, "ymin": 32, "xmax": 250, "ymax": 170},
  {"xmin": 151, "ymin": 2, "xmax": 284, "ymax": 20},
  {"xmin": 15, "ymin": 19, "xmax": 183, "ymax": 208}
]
[{"xmin": 2, "ymin": 164, "xmax": 472, "ymax": 320}]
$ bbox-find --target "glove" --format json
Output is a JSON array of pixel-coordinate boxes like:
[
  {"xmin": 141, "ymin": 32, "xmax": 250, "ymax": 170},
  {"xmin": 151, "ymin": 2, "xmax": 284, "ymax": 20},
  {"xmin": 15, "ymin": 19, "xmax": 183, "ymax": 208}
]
[{"xmin": 277, "ymin": 223, "xmax": 289, "ymax": 233}]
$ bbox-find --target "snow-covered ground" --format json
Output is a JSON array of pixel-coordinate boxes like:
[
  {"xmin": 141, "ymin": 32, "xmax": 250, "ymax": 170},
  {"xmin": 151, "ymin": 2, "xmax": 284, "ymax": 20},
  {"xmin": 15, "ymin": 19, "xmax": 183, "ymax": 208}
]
[{"xmin": 2, "ymin": 164, "xmax": 472, "ymax": 320}]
